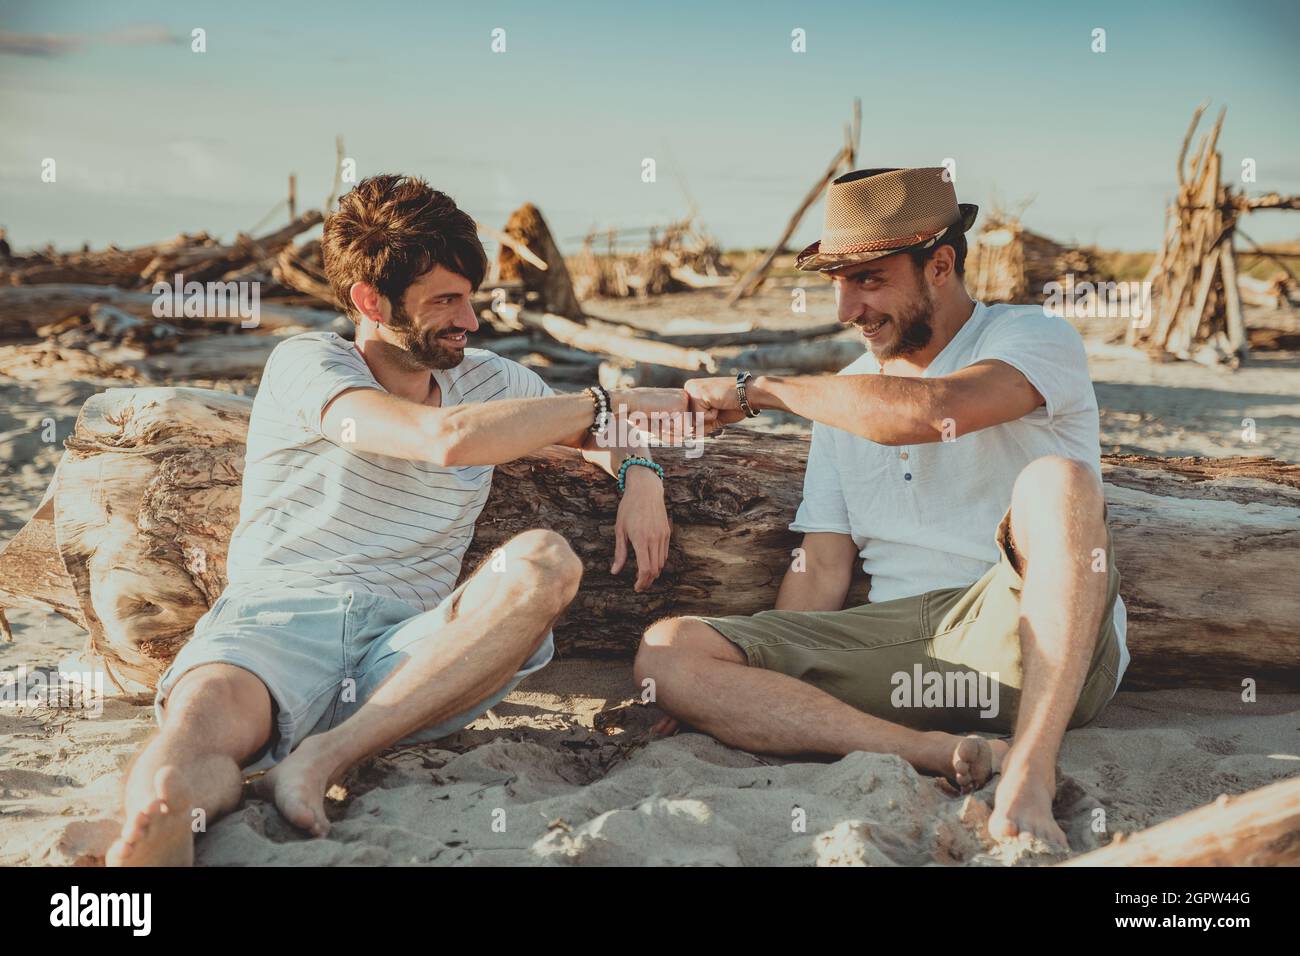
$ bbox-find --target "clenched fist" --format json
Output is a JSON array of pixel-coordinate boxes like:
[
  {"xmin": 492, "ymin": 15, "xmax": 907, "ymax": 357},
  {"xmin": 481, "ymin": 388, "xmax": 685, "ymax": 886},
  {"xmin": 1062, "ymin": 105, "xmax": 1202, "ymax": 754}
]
[{"xmin": 684, "ymin": 377, "xmax": 747, "ymax": 432}]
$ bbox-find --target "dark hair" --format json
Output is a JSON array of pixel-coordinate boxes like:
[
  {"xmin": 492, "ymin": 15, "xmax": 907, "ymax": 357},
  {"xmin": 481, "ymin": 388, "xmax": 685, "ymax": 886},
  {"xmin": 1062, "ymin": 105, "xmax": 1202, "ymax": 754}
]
[
  {"xmin": 907, "ymin": 220, "xmax": 968, "ymax": 277},
  {"xmin": 322, "ymin": 174, "xmax": 486, "ymax": 322}
]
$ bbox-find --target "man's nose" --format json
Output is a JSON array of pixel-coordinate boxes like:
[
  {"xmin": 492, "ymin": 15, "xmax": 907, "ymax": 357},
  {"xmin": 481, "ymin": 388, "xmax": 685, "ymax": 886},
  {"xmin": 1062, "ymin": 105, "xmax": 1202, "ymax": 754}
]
[
  {"xmin": 835, "ymin": 283, "xmax": 864, "ymax": 325},
  {"xmin": 455, "ymin": 301, "xmax": 479, "ymax": 332}
]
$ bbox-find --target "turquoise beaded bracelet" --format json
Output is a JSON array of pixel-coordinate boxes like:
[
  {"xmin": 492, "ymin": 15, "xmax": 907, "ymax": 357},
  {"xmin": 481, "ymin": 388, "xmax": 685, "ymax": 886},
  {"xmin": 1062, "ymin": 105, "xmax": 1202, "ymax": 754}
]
[{"xmin": 617, "ymin": 456, "xmax": 664, "ymax": 493}]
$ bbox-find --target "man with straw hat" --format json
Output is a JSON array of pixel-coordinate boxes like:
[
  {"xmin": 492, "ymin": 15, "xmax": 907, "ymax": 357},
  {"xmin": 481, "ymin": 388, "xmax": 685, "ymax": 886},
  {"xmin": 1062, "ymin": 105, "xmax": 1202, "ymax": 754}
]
[{"xmin": 637, "ymin": 167, "xmax": 1129, "ymax": 851}]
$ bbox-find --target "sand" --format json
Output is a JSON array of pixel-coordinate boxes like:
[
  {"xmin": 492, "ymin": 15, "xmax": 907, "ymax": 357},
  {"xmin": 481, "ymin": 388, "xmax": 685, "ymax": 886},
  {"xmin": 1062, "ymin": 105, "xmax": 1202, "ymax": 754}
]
[
  {"xmin": 2, "ymin": 287, "xmax": 1298, "ymax": 866},
  {"xmin": 2, "ymin": 614, "xmax": 1297, "ymax": 866}
]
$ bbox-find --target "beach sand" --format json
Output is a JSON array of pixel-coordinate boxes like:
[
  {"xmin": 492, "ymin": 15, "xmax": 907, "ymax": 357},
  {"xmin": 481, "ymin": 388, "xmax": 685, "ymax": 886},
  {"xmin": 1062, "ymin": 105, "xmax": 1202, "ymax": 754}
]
[{"xmin": 2, "ymin": 603, "xmax": 1297, "ymax": 866}]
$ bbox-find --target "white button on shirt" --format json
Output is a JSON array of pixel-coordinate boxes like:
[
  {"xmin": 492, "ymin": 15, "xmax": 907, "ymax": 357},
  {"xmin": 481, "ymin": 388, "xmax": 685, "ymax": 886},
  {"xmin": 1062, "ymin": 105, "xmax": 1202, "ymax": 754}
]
[{"xmin": 790, "ymin": 301, "xmax": 1129, "ymax": 693}]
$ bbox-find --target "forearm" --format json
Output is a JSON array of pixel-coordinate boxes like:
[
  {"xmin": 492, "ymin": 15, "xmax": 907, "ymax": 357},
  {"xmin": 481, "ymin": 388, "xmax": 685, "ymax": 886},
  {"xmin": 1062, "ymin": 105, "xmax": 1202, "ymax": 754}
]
[
  {"xmin": 429, "ymin": 392, "xmax": 600, "ymax": 466},
  {"xmin": 328, "ymin": 378, "xmax": 688, "ymax": 467},
  {"xmin": 747, "ymin": 374, "xmax": 947, "ymax": 445},
  {"xmin": 774, "ymin": 561, "xmax": 854, "ymax": 612}
]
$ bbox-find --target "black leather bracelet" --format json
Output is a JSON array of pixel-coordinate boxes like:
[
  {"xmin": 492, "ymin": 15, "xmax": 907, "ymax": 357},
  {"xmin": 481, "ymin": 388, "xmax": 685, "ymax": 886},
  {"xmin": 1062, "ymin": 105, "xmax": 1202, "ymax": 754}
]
[{"xmin": 735, "ymin": 371, "xmax": 760, "ymax": 418}]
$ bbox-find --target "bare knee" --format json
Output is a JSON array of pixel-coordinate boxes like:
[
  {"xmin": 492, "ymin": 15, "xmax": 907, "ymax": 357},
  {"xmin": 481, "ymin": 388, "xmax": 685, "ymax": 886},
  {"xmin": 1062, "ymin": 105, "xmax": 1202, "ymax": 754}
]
[
  {"xmin": 1013, "ymin": 456, "xmax": 1103, "ymax": 510},
  {"xmin": 1010, "ymin": 455, "xmax": 1105, "ymax": 545},
  {"xmin": 633, "ymin": 617, "xmax": 743, "ymax": 689},
  {"xmin": 504, "ymin": 528, "xmax": 583, "ymax": 604},
  {"xmin": 159, "ymin": 664, "xmax": 271, "ymax": 754},
  {"xmin": 1009, "ymin": 457, "xmax": 1110, "ymax": 588}
]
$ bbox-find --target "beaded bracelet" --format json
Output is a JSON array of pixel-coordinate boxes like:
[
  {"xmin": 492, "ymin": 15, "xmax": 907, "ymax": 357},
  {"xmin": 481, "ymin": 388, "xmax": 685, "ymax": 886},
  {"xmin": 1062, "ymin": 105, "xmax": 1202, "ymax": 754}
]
[
  {"xmin": 617, "ymin": 455, "xmax": 665, "ymax": 493},
  {"xmin": 584, "ymin": 385, "xmax": 610, "ymax": 435}
]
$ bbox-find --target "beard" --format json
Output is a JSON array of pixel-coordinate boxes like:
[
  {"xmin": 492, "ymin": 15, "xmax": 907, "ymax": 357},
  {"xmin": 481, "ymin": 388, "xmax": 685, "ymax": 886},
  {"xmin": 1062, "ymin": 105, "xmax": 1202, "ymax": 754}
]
[
  {"xmin": 386, "ymin": 299, "xmax": 466, "ymax": 370},
  {"xmin": 868, "ymin": 282, "xmax": 937, "ymax": 360}
]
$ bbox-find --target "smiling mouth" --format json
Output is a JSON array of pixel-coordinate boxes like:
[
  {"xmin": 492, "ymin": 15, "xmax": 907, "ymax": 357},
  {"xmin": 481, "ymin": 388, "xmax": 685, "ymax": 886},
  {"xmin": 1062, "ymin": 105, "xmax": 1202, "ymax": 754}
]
[
  {"xmin": 437, "ymin": 331, "xmax": 468, "ymax": 346},
  {"xmin": 858, "ymin": 316, "xmax": 889, "ymax": 337}
]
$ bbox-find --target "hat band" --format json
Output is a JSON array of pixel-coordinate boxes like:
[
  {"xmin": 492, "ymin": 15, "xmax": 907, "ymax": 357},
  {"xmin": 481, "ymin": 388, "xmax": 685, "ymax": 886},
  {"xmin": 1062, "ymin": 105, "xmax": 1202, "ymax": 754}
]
[{"xmin": 822, "ymin": 227, "xmax": 945, "ymax": 256}]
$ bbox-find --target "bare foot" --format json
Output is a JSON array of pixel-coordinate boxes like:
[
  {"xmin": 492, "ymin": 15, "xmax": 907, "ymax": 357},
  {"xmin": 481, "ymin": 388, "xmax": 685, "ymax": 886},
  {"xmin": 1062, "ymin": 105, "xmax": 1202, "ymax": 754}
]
[
  {"xmin": 951, "ymin": 735, "xmax": 1010, "ymax": 793},
  {"xmin": 254, "ymin": 737, "xmax": 335, "ymax": 837},
  {"xmin": 937, "ymin": 734, "xmax": 1010, "ymax": 794},
  {"xmin": 106, "ymin": 766, "xmax": 194, "ymax": 867},
  {"xmin": 988, "ymin": 755, "xmax": 1068, "ymax": 850}
]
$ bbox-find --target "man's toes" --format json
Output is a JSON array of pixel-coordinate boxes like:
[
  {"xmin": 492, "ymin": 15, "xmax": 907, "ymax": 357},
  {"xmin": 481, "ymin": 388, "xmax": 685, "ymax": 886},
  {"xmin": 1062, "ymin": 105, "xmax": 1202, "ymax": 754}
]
[
  {"xmin": 118, "ymin": 796, "xmax": 166, "ymax": 848},
  {"xmin": 953, "ymin": 760, "xmax": 972, "ymax": 789},
  {"xmin": 953, "ymin": 736, "xmax": 992, "ymax": 792},
  {"xmin": 278, "ymin": 788, "xmax": 327, "ymax": 835},
  {"xmin": 1040, "ymin": 820, "xmax": 1070, "ymax": 851},
  {"xmin": 987, "ymin": 811, "xmax": 1020, "ymax": 839},
  {"xmin": 280, "ymin": 796, "xmax": 315, "ymax": 831}
]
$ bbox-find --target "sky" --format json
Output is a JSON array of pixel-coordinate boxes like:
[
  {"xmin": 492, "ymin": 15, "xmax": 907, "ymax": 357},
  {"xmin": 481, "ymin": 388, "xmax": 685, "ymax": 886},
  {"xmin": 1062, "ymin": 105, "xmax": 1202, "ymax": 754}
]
[{"xmin": 1, "ymin": 0, "xmax": 1298, "ymax": 255}]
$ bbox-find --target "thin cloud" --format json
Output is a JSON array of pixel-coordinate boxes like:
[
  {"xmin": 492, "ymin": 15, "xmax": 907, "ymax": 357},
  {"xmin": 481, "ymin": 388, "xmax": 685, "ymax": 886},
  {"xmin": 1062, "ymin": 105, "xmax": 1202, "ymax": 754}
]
[
  {"xmin": 0, "ymin": 25, "xmax": 181, "ymax": 58},
  {"xmin": 0, "ymin": 32, "xmax": 79, "ymax": 57}
]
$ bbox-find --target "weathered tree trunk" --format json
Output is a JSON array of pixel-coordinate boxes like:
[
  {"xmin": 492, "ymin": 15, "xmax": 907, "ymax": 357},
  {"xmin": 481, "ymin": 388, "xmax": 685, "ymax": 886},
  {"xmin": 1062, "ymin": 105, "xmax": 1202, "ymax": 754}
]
[
  {"xmin": 0, "ymin": 387, "xmax": 1297, "ymax": 695},
  {"xmin": 1061, "ymin": 775, "xmax": 1300, "ymax": 866},
  {"xmin": 496, "ymin": 203, "xmax": 584, "ymax": 319}
]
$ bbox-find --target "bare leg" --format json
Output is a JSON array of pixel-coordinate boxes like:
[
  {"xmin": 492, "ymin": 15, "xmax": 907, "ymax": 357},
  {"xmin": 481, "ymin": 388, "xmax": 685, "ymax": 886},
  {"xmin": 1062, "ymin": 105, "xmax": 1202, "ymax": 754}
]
[
  {"xmin": 107, "ymin": 664, "xmax": 273, "ymax": 866},
  {"xmin": 989, "ymin": 456, "xmax": 1110, "ymax": 849},
  {"xmin": 635, "ymin": 619, "xmax": 1007, "ymax": 791},
  {"xmin": 258, "ymin": 529, "xmax": 582, "ymax": 835}
]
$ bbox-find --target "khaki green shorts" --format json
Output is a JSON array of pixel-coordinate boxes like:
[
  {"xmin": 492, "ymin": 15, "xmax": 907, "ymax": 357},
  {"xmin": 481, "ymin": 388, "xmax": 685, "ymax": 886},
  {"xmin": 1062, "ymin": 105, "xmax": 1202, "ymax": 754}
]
[{"xmin": 688, "ymin": 508, "xmax": 1123, "ymax": 735}]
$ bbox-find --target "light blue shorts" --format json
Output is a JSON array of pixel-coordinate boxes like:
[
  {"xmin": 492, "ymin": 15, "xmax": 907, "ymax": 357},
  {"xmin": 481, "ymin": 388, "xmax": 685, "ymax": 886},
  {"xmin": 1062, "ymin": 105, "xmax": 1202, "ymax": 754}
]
[{"xmin": 153, "ymin": 587, "xmax": 554, "ymax": 774}]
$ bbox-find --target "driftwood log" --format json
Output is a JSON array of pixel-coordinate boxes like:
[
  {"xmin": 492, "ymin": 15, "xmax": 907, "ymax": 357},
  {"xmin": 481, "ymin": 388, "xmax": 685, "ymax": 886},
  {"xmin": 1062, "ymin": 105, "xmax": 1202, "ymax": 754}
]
[
  {"xmin": 0, "ymin": 284, "xmax": 346, "ymax": 338},
  {"xmin": 496, "ymin": 203, "xmax": 584, "ymax": 320},
  {"xmin": 1062, "ymin": 775, "xmax": 1300, "ymax": 866},
  {"xmin": 600, "ymin": 338, "xmax": 867, "ymax": 389},
  {"xmin": 0, "ymin": 387, "xmax": 1298, "ymax": 695},
  {"xmin": 495, "ymin": 304, "xmax": 717, "ymax": 373}
]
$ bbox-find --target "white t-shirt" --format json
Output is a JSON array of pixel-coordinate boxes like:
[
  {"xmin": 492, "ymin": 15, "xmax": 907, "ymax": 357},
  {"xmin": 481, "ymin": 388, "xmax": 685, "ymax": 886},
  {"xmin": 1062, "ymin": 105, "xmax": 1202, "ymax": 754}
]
[
  {"xmin": 790, "ymin": 301, "xmax": 1129, "ymax": 692},
  {"xmin": 224, "ymin": 331, "xmax": 552, "ymax": 612}
]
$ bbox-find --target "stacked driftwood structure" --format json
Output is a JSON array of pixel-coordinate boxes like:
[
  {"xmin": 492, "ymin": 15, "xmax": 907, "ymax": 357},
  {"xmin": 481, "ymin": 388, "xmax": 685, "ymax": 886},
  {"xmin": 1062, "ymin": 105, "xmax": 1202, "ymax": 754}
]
[
  {"xmin": 568, "ymin": 218, "xmax": 731, "ymax": 300},
  {"xmin": 1127, "ymin": 103, "xmax": 1300, "ymax": 366},
  {"xmin": 966, "ymin": 206, "xmax": 1105, "ymax": 305}
]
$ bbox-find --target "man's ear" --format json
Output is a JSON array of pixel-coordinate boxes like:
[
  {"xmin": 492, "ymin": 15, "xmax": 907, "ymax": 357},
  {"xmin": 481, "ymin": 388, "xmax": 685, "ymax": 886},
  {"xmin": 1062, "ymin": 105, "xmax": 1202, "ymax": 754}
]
[
  {"xmin": 927, "ymin": 244, "xmax": 956, "ymax": 288},
  {"xmin": 349, "ymin": 281, "xmax": 385, "ymax": 324}
]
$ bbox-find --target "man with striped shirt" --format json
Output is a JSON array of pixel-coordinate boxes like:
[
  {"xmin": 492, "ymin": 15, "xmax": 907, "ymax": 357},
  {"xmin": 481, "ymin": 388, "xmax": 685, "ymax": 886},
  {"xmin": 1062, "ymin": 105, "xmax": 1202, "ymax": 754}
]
[{"xmin": 109, "ymin": 175, "xmax": 687, "ymax": 865}]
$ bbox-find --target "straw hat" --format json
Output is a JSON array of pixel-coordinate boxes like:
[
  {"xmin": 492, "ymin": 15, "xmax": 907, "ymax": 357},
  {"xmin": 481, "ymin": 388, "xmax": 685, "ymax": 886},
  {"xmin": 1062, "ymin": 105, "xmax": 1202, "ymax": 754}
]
[{"xmin": 795, "ymin": 167, "xmax": 978, "ymax": 272}]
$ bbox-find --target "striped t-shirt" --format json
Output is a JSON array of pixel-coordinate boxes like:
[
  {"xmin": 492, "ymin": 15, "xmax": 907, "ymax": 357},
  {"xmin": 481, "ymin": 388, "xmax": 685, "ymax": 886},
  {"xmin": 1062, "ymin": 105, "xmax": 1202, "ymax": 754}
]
[{"xmin": 224, "ymin": 331, "xmax": 552, "ymax": 612}]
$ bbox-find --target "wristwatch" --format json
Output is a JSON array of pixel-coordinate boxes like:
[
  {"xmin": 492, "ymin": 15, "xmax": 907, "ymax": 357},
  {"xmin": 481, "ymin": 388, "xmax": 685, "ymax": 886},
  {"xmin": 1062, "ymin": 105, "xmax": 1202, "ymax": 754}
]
[{"xmin": 735, "ymin": 371, "xmax": 760, "ymax": 418}]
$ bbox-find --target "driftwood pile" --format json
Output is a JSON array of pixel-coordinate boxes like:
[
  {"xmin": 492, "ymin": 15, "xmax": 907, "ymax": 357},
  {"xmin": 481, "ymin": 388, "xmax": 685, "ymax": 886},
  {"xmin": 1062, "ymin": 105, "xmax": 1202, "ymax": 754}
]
[
  {"xmin": 567, "ymin": 218, "xmax": 731, "ymax": 301},
  {"xmin": 0, "ymin": 198, "xmax": 859, "ymax": 392},
  {"xmin": 1, "ymin": 386, "xmax": 1298, "ymax": 699},
  {"xmin": 1127, "ymin": 103, "xmax": 1300, "ymax": 367},
  {"xmin": 0, "ymin": 212, "xmax": 321, "ymax": 296},
  {"xmin": 0, "ymin": 210, "xmax": 349, "ymax": 382},
  {"xmin": 966, "ymin": 208, "xmax": 1105, "ymax": 306}
]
